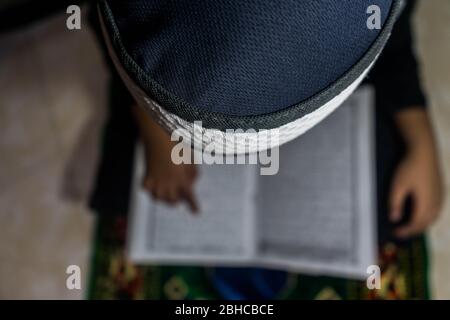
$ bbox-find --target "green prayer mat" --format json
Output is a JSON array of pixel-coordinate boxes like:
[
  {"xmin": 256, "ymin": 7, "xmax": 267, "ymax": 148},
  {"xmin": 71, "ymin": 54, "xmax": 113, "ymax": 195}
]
[{"xmin": 88, "ymin": 214, "xmax": 430, "ymax": 300}]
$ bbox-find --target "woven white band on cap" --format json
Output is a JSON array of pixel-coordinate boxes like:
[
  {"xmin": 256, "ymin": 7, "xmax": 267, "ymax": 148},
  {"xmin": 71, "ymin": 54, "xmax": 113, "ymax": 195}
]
[{"xmin": 136, "ymin": 58, "xmax": 376, "ymax": 155}]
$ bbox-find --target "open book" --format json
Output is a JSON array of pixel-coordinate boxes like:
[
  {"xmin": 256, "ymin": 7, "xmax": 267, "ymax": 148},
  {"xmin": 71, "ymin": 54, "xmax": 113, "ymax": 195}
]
[{"xmin": 128, "ymin": 87, "xmax": 376, "ymax": 279}]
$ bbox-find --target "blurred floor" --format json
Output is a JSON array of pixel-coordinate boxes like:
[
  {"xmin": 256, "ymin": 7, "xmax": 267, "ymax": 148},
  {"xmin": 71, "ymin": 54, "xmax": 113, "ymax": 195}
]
[
  {"xmin": 416, "ymin": 0, "xmax": 450, "ymax": 300},
  {"xmin": 0, "ymin": 2, "xmax": 449, "ymax": 299},
  {"xmin": 0, "ymin": 13, "xmax": 107, "ymax": 299}
]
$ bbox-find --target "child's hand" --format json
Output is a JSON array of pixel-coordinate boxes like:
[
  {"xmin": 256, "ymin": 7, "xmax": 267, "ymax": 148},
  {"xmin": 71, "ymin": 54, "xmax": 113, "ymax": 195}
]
[
  {"xmin": 133, "ymin": 104, "xmax": 199, "ymax": 213},
  {"xmin": 390, "ymin": 109, "xmax": 444, "ymax": 239},
  {"xmin": 142, "ymin": 141, "xmax": 199, "ymax": 213},
  {"xmin": 389, "ymin": 147, "xmax": 443, "ymax": 238}
]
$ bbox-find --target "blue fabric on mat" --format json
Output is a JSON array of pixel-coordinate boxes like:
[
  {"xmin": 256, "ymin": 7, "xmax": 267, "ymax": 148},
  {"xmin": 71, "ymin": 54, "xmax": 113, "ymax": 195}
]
[{"xmin": 211, "ymin": 267, "xmax": 289, "ymax": 300}]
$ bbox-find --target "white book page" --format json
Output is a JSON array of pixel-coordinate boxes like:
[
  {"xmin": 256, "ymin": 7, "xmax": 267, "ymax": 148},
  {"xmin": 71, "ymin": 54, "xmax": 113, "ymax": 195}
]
[
  {"xmin": 128, "ymin": 151, "xmax": 258, "ymax": 265},
  {"xmin": 255, "ymin": 87, "xmax": 376, "ymax": 278}
]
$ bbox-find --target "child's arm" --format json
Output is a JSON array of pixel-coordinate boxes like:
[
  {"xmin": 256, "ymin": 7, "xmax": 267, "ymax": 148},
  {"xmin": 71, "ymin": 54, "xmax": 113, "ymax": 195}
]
[
  {"xmin": 390, "ymin": 108, "xmax": 444, "ymax": 238},
  {"xmin": 369, "ymin": 0, "xmax": 444, "ymax": 238},
  {"xmin": 132, "ymin": 104, "xmax": 199, "ymax": 213}
]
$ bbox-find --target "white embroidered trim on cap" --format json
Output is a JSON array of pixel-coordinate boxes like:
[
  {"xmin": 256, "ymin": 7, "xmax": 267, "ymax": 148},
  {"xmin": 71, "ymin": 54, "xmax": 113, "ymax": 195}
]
[{"xmin": 137, "ymin": 59, "xmax": 375, "ymax": 155}]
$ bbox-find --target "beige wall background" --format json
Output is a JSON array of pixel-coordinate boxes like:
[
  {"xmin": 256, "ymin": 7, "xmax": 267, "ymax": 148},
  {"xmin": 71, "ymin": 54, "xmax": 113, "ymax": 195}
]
[{"xmin": 0, "ymin": 1, "xmax": 448, "ymax": 299}]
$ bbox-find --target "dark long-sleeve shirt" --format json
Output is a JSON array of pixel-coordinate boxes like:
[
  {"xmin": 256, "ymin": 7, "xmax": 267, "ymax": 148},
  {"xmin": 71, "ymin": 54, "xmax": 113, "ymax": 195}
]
[{"xmin": 368, "ymin": 0, "xmax": 427, "ymax": 113}]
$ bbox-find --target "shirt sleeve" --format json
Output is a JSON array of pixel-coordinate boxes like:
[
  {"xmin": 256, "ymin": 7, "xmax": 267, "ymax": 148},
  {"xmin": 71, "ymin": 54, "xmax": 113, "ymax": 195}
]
[{"xmin": 368, "ymin": 0, "xmax": 428, "ymax": 114}]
